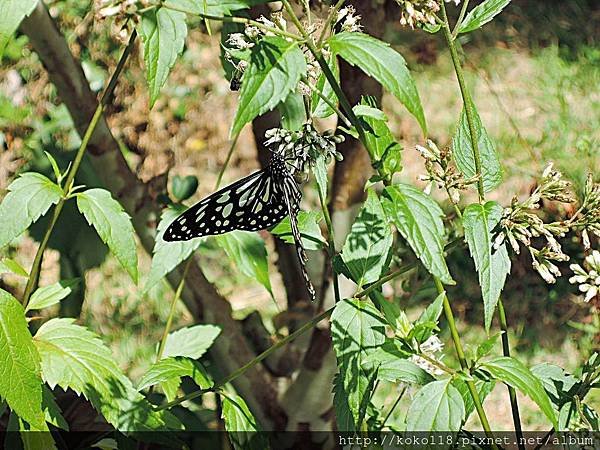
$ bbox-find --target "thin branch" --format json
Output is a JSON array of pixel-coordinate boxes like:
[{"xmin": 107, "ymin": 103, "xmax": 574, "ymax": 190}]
[{"xmin": 22, "ymin": 30, "xmax": 138, "ymax": 307}]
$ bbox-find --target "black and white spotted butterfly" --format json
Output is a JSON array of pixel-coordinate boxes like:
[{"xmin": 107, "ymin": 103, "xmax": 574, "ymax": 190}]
[{"xmin": 163, "ymin": 139, "xmax": 316, "ymax": 300}]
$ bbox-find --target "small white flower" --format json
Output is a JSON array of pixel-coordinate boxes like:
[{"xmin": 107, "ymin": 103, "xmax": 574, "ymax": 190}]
[{"xmin": 568, "ymin": 250, "xmax": 600, "ymax": 302}]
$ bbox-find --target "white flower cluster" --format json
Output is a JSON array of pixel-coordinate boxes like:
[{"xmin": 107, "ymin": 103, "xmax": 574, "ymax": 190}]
[
  {"xmin": 570, "ymin": 250, "xmax": 600, "ymax": 303},
  {"xmin": 335, "ymin": 6, "xmax": 363, "ymax": 32},
  {"xmin": 396, "ymin": 0, "xmax": 460, "ymax": 29},
  {"xmin": 410, "ymin": 336, "xmax": 445, "ymax": 376}
]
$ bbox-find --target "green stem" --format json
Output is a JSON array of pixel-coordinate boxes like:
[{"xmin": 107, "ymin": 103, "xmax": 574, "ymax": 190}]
[
  {"xmin": 155, "ymin": 259, "xmax": 192, "ymax": 362},
  {"xmin": 155, "ymin": 305, "xmax": 335, "ymax": 411},
  {"xmin": 318, "ymin": 184, "xmax": 341, "ymax": 304},
  {"xmin": 160, "ymin": 3, "xmax": 302, "ymax": 41},
  {"xmin": 316, "ymin": 0, "xmax": 347, "ymax": 47},
  {"xmin": 434, "ymin": 277, "xmax": 496, "ymax": 442},
  {"xmin": 215, "ymin": 132, "xmax": 240, "ymax": 190},
  {"xmin": 498, "ymin": 299, "xmax": 525, "ymax": 450},
  {"xmin": 451, "ymin": 0, "xmax": 471, "ymax": 39},
  {"xmin": 22, "ymin": 30, "xmax": 137, "ymax": 307},
  {"xmin": 382, "ymin": 385, "xmax": 406, "ymax": 428},
  {"xmin": 440, "ymin": 3, "xmax": 484, "ymax": 202},
  {"xmin": 301, "ymin": 75, "xmax": 351, "ymax": 127}
]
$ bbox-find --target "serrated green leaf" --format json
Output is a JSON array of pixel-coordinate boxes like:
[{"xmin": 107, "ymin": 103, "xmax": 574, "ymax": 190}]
[
  {"xmin": 76, "ymin": 188, "xmax": 138, "ymax": 283},
  {"xmin": 0, "ymin": 258, "xmax": 28, "ymax": 277},
  {"xmin": 216, "ymin": 231, "xmax": 273, "ymax": 298},
  {"xmin": 463, "ymin": 201, "xmax": 511, "ymax": 331},
  {"xmin": 25, "ymin": 279, "xmax": 79, "ymax": 313},
  {"xmin": 231, "ymin": 36, "xmax": 306, "ymax": 137},
  {"xmin": 0, "ymin": 289, "xmax": 45, "ymax": 430},
  {"xmin": 457, "ymin": 0, "xmax": 511, "ymax": 34},
  {"xmin": 163, "ymin": 324, "xmax": 221, "ymax": 359},
  {"xmin": 353, "ymin": 104, "xmax": 387, "ymax": 121},
  {"xmin": 357, "ymin": 97, "xmax": 402, "ymax": 179},
  {"xmin": 452, "ymin": 377, "xmax": 495, "ymax": 420},
  {"xmin": 221, "ymin": 393, "xmax": 268, "ymax": 450},
  {"xmin": 482, "ymin": 356, "xmax": 558, "ymax": 428},
  {"xmin": 163, "ymin": 0, "xmax": 267, "ymax": 16},
  {"xmin": 328, "ymin": 32, "xmax": 426, "ymax": 133},
  {"xmin": 406, "ymin": 379, "xmax": 465, "ymax": 432},
  {"xmin": 33, "ymin": 318, "xmax": 179, "ymax": 431},
  {"xmin": 531, "ymin": 363, "xmax": 578, "ymax": 407},
  {"xmin": 0, "ymin": 0, "xmax": 37, "ymax": 58},
  {"xmin": 278, "ymin": 91, "xmax": 305, "ymax": 132},
  {"xmin": 341, "ymin": 190, "xmax": 392, "ymax": 287},
  {"xmin": 138, "ymin": 356, "xmax": 212, "ymax": 392},
  {"xmin": 146, "ymin": 205, "xmax": 204, "ymax": 293},
  {"xmin": 363, "ymin": 339, "xmax": 433, "ymax": 385},
  {"xmin": 270, "ymin": 211, "xmax": 325, "ymax": 251},
  {"xmin": 413, "ymin": 291, "xmax": 445, "ymax": 343},
  {"xmin": 331, "ymin": 298, "xmax": 386, "ymax": 431},
  {"xmin": 42, "ymin": 386, "xmax": 68, "ymax": 431},
  {"xmin": 476, "ymin": 332, "xmax": 501, "ymax": 360},
  {"xmin": 139, "ymin": 7, "xmax": 188, "ymax": 107},
  {"xmin": 0, "ymin": 173, "xmax": 63, "ymax": 250},
  {"xmin": 452, "ymin": 100, "xmax": 502, "ymax": 192},
  {"xmin": 382, "ymin": 184, "xmax": 454, "ymax": 284},
  {"xmin": 311, "ymin": 54, "xmax": 339, "ymax": 118}
]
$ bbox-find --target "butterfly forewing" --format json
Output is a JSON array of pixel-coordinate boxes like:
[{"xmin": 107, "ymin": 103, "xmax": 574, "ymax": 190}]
[{"xmin": 163, "ymin": 169, "xmax": 288, "ymax": 241}]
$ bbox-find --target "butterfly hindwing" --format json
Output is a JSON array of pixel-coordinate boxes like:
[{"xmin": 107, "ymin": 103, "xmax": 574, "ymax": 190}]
[{"xmin": 164, "ymin": 169, "xmax": 288, "ymax": 241}]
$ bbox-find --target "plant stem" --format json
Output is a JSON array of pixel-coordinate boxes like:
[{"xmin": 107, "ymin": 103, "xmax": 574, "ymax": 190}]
[
  {"xmin": 382, "ymin": 385, "xmax": 406, "ymax": 427},
  {"xmin": 317, "ymin": 183, "xmax": 341, "ymax": 304},
  {"xmin": 300, "ymin": 75, "xmax": 351, "ymax": 127},
  {"xmin": 498, "ymin": 299, "xmax": 525, "ymax": 450},
  {"xmin": 155, "ymin": 259, "xmax": 192, "ymax": 362},
  {"xmin": 440, "ymin": 3, "xmax": 484, "ymax": 202},
  {"xmin": 434, "ymin": 277, "xmax": 496, "ymax": 443},
  {"xmin": 451, "ymin": 0, "xmax": 471, "ymax": 38},
  {"xmin": 22, "ymin": 30, "xmax": 137, "ymax": 308},
  {"xmin": 160, "ymin": 3, "xmax": 303, "ymax": 41},
  {"xmin": 215, "ymin": 132, "xmax": 240, "ymax": 190},
  {"xmin": 155, "ymin": 305, "xmax": 335, "ymax": 411},
  {"xmin": 316, "ymin": 0, "xmax": 347, "ymax": 46}
]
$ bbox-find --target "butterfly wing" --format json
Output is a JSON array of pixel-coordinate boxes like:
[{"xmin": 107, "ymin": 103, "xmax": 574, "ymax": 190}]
[
  {"xmin": 164, "ymin": 169, "xmax": 288, "ymax": 241},
  {"xmin": 281, "ymin": 173, "xmax": 316, "ymax": 301}
]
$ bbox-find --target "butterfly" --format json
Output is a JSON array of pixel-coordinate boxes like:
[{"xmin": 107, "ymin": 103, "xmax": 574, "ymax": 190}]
[{"xmin": 163, "ymin": 144, "xmax": 316, "ymax": 301}]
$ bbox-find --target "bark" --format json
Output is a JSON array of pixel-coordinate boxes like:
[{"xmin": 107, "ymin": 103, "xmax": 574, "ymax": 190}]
[{"xmin": 20, "ymin": 1, "xmax": 284, "ymax": 429}]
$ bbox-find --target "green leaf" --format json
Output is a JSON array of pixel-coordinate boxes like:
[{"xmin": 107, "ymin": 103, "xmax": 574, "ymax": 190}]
[
  {"xmin": 476, "ymin": 332, "xmax": 502, "ymax": 360},
  {"xmin": 163, "ymin": 324, "xmax": 221, "ymax": 359},
  {"xmin": 138, "ymin": 356, "xmax": 212, "ymax": 392},
  {"xmin": 0, "ymin": 289, "xmax": 45, "ymax": 430},
  {"xmin": 33, "ymin": 318, "xmax": 179, "ymax": 431},
  {"xmin": 221, "ymin": 393, "xmax": 268, "ymax": 450},
  {"xmin": 406, "ymin": 379, "xmax": 465, "ymax": 432},
  {"xmin": 25, "ymin": 279, "xmax": 79, "ymax": 313},
  {"xmin": 313, "ymin": 154, "xmax": 328, "ymax": 202},
  {"xmin": 353, "ymin": 104, "xmax": 387, "ymax": 121},
  {"xmin": 0, "ymin": 0, "xmax": 37, "ymax": 58},
  {"xmin": 139, "ymin": 7, "xmax": 188, "ymax": 107},
  {"xmin": 363, "ymin": 339, "xmax": 434, "ymax": 385},
  {"xmin": 216, "ymin": 231, "xmax": 273, "ymax": 298},
  {"xmin": 452, "ymin": 101, "xmax": 502, "ymax": 192},
  {"xmin": 231, "ymin": 36, "xmax": 306, "ymax": 137},
  {"xmin": 278, "ymin": 91, "xmax": 305, "ymax": 132},
  {"xmin": 531, "ymin": 363, "xmax": 578, "ymax": 407},
  {"xmin": 270, "ymin": 211, "xmax": 325, "ymax": 251},
  {"xmin": 341, "ymin": 190, "xmax": 392, "ymax": 287},
  {"xmin": 42, "ymin": 386, "xmax": 68, "ymax": 431},
  {"xmin": 413, "ymin": 291, "xmax": 445, "ymax": 343},
  {"xmin": 163, "ymin": 0, "xmax": 267, "ymax": 16},
  {"xmin": 453, "ymin": 377, "xmax": 495, "ymax": 421},
  {"xmin": 328, "ymin": 32, "xmax": 426, "ymax": 134},
  {"xmin": 76, "ymin": 189, "xmax": 138, "ymax": 283},
  {"xmin": 311, "ymin": 54, "xmax": 339, "ymax": 118},
  {"xmin": 146, "ymin": 205, "xmax": 204, "ymax": 293},
  {"xmin": 463, "ymin": 201, "xmax": 511, "ymax": 331},
  {"xmin": 382, "ymin": 184, "xmax": 454, "ymax": 284},
  {"xmin": 331, "ymin": 298, "xmax": 386, "ymax": 431},
  {"xmin": 357, "ymin": 97, "xmax": 403, "ymax": 179},
  {"xmin": 0, "ymin": 173, "xmax": 63, "ymax": 250},
  {"xmin": 482, "ymin": 356, "xmax": 558, "ymax": 428},
  {"xmin": 457, "ymin": 0, "xmax": 511, "ymax": 34},
  {"xmin": 0, "ymin": 258, "xmax": 28, "ymax": 277}
]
